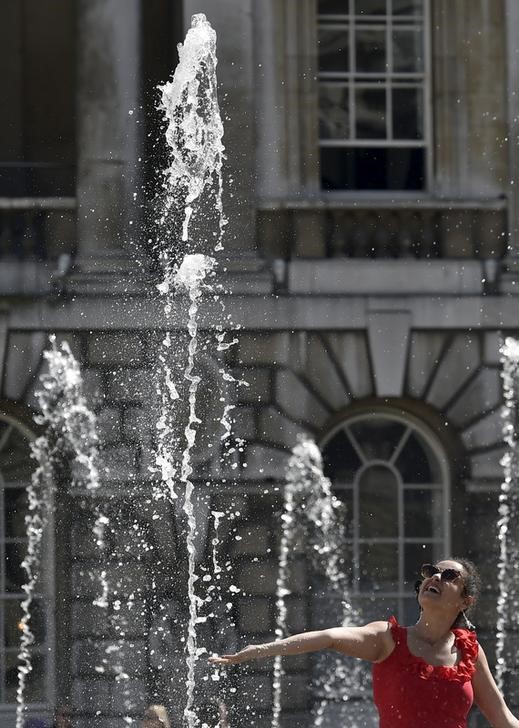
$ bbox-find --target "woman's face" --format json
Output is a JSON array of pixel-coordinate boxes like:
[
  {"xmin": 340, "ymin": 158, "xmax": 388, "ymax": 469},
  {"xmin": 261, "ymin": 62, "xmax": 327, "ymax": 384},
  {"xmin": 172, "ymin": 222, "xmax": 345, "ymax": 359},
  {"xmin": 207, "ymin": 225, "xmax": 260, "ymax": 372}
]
[{"xmin": 417, "ymin": 559, "xmax": 472, "ymax": 615}]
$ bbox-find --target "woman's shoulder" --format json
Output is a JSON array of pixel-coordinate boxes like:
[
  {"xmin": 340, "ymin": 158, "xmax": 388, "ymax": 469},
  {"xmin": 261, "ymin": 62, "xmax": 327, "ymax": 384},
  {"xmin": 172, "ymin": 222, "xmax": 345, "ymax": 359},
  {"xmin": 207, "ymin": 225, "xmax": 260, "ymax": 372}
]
[
  {"xmin": 358, "ymin": 618, "xmax": 399, "ymax": 640},
  {"xmin": 364, "ymin": 618, "xmax": 399, "ymax": 662}
]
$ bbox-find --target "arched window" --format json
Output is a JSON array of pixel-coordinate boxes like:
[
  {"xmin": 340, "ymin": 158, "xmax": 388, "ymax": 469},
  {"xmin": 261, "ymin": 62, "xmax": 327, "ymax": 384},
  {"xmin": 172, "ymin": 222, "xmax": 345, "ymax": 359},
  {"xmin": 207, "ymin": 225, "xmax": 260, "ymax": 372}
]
[
  {"xmin": 321, "ymin": 409, "xmax": 449, "ymax": 624},
  {"xmin": 0, "ymin": 412, "xmax": 53, "ymax": 724}
]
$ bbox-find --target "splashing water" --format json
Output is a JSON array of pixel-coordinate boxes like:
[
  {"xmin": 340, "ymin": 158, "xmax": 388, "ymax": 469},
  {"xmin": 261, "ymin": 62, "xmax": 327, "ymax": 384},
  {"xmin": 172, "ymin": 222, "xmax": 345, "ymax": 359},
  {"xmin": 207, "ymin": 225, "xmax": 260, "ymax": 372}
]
[
  {"xmin": 17, "ymin": 336, "xmax": 103, "ymax": 728},
  {"xmin": 155, "ymin": 13, "xmax": 225, "ymax": 728},
  {"xmin": 160, "ymin": 13, "xmax": 225, "ymax": 248},
  {"xmin": 495, "ymin": 337, "xmax": 519, "ymax": 691},
  {"xmin": 272, "ymin": 437, "xmax": 361, "ymax": 728},
  {"xmin": 176, "ymin": 254, "xmax": 216, "ymax": 728}
]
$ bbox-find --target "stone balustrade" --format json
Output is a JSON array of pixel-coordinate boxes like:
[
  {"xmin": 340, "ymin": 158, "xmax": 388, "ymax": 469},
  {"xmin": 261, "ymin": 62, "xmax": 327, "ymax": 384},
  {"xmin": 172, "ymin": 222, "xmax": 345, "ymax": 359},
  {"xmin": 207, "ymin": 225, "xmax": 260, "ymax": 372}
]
[{"xmin": 258, "ymin": 200, "xmax": 508, "ymax": 259}]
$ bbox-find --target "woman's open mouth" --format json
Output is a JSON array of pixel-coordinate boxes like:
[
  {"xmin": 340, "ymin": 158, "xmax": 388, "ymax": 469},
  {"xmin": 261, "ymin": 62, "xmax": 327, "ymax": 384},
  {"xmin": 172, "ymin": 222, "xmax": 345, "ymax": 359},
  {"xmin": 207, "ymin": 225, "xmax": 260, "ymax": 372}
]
[{"xmin": 425, "ymin": 584, "xmax": 441, "ymax": 595}]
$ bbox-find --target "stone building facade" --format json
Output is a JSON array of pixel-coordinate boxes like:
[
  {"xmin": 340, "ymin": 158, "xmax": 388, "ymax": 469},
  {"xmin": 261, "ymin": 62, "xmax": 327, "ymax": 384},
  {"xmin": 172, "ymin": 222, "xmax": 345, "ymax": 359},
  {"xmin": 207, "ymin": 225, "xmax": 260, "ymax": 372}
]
[{"xmin": 0, "ymin": 1, "xmax": 518, "ymax": 726}]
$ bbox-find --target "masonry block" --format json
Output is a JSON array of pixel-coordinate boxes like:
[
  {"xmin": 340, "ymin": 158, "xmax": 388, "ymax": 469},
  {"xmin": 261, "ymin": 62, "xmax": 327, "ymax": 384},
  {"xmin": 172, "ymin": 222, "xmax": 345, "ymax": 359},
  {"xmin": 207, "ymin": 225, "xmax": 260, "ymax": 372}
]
[
  {"xmin": 71, "ymin": 678, "xmax": 111, "ymax": 713},
  {"xmin": 88, "ymin": 333, "xmax": 146, "ymax": 367},
  {"xmin": 100, "ymin": 444, "xmax": 139, "ymax": 480},
  {"xmin": 72, "ymin": 639, "xmax": 147, "ymax": 677},
  {"xmin": 108, "ymin": 369, "xmax": 154, "ymax": 403},
  {"xmin": 238, "ymin": 333, "xmax": 291, "ymax": 366},
  {"xmin": 96, "ymin": 407, "xmax": 122, "ymax": 444},
  {"xmin": 232, "ymin": 524, "xmax": 271, "ymax": 556},
  {"xmin": 233, "ymin": 367, "xmax": 272, "ymax": 405},
  {"xmin": 72, "ymin": 563, "xmax": 148, "ymax": 600},
  {"xmin": 238, "ymin": 596, "xmax": 272, "ymax": 634},
  {"xmin": 71, "ymin": 600, "xmax": 149, "ymax": 639},
  {"xmin": 242, "ymin": 444, "xmax": 291, "ymax": 480}
]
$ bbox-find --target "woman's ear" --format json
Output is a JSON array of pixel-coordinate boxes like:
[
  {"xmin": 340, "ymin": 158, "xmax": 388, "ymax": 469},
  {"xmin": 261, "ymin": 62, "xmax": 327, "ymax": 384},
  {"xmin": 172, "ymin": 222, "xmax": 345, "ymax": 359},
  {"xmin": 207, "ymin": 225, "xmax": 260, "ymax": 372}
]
[{"xmin": 463, "ymin": 595, "xmax": 475, "ymax": 611}]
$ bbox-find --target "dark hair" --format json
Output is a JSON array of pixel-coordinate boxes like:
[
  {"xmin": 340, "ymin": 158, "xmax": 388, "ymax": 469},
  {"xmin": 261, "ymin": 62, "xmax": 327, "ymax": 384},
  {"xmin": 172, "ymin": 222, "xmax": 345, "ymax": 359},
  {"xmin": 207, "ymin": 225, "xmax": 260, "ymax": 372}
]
[
  {"xmin": 414, "ymin": 557, "xmax": 481, "ymax": 630},
  {"xmin": 450, "ymin": 557, "xmax": 480, "ymax": 628}
]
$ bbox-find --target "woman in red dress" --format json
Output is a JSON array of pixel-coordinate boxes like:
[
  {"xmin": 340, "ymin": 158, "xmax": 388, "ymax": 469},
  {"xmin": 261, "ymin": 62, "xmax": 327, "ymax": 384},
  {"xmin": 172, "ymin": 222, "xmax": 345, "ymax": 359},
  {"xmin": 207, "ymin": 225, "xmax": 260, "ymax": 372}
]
[{"xmin": 209, "ymin": 558, "xmax": 519, "ymax": 727}]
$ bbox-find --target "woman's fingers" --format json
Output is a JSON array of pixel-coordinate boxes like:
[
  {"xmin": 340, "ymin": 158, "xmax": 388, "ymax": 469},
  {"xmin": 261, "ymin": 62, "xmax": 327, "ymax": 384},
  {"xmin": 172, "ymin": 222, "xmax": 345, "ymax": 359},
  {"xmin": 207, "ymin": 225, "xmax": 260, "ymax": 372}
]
[{"xmin": 208, "ymin": 654, "xmax": 237, "ymax": 665}]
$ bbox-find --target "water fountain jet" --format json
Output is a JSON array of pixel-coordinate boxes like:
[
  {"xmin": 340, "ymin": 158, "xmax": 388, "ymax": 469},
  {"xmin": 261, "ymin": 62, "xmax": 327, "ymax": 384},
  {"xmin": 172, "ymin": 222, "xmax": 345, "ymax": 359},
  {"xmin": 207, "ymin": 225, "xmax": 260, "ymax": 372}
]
[
  {"xmin": 495, "ymin": 336, "xmax": 519, "ymax": 691},
  {"xmin": 272, "ymin": 436, "xmax": 362, "ymax": 728},
  {"xmin": 17, "ymin": 336, "xmax": 104, "ymax": 728}
]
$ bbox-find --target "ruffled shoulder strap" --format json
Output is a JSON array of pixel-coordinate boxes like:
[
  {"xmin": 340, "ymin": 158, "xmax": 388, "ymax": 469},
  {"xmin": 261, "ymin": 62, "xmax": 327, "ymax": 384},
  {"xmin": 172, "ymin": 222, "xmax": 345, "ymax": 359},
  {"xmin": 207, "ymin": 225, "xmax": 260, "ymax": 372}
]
[
  {"xmin": 388, "ymin": 615, "xmax": 406, "ymax": 647},
  {"xmin": 452, "ymin": 628, "xmax": 479, "ymax": 679}
]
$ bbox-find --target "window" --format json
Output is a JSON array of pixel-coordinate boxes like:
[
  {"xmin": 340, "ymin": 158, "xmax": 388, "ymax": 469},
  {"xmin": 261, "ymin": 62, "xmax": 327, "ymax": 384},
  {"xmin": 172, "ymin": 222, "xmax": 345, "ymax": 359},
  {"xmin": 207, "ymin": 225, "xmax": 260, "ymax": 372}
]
[
  {"xmin": 321, "ymin": 410, "xmax": 449, "ymax": 624},
  {"xmin": 0, "ymin": 414, "xmax": 53, "ymax": 721},
  {"xmin": 317, "ymin": 0, "xmax": 429, "ymax": 191},
  {"xmin": 0, "ymin": 1, "xmax": 76, "ymax": 196}
]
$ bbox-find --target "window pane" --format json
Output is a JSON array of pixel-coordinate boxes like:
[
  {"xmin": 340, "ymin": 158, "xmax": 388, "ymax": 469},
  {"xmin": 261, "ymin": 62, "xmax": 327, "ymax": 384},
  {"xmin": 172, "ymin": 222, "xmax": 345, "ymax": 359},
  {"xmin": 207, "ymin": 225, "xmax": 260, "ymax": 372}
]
[
  {"xmin": 349, "ymin": 419, "xmax": 406, "ymax": 460},
  {"xmin": 359, "ymin": 542, "xmax": 398, "ymax": 590},
  {"xmin": 319, "ymin": 29, "xmax": 350, "ymax": 73},
  {"xmin": 387, "ymin": 147, "xmax": 425, "ymax": 189},
  {"xmin": 404, "ymin": 542, "xmax": 439, "ymax": 586},
  {"xmin": 319, "ymin": 85, "xmax": 350, "ymax": 140},
  {"xmin": 393, "ymin": 29, "xmax": 424, "ymax": 72},
  {"xmin": 5, "ymin": 543, "xmax": 27, "ymax": 593},
  {"xmin": 392, "ymin": 0, "xmax": 423, "ymax": 16},
  {"xmin": 392, "ymin": 87, "xmax": 423, "ymax": 139},
  {"xmin": 359, "ymin": 465, "xmax": 398, "ymax": 538},
  {"xmin": 0, "ymin": 431, "xmax": 33, "ymax": 481},
  {"xmin": 320, "ymin": 146, "xmax": 425, "ymax": 190},
  {"xmin": 319, "ymin": 0, "xmax": 350, "ymax": 13},
  {"xmin": 332, "ymin": 487, "xmax": 354, "ymax": 533},
  {"xmin": 355, "ymin": 87, "xmax": 386, "ymax": 139},
  {"xmin": 5, "ymin": 488, "xmax": 27, "ymax": 538},
  {"xmin": 395, "ymin": 431, "xmax": 439, "ymax": 483},
  {"xmin": 355, "ymin": 30, "xmax": 386, "ymax": 73},
  {"xmin": 403, "ymin": 596, "xmax": 420, "ymax": 625},
  {"xmin": 322, "ymin": 429, "xmax": 362, "ymax": 482},
  {"xmin": 4, "ymin": 599, "xmax": 46, "ymax": 648},
  {"xmin": 5, "ymin": 650, "xmax": 46, "ymax": 703},
  {"xmin": 354, "ymin": 0, "xmax": 387, "ymax": 15},
  {"xmin": 404, "ymin": 489, "xmax": 443, "ymax": 538},
  {"xmin": 357, "ymin": 594, "xmax": 395, "ymax": 621}
]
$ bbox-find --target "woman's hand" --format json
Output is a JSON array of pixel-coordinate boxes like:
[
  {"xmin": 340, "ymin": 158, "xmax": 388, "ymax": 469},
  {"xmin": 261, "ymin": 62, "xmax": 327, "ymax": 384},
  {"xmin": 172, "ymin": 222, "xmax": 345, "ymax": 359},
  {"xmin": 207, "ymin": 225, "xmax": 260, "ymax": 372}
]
[
  {"xmin": 208, "ymin": 621, "xmax": 393, "ymax": 667},
  {"xmin": 209, "ymin": 645, "xmax": 260, "ymax": 665}
]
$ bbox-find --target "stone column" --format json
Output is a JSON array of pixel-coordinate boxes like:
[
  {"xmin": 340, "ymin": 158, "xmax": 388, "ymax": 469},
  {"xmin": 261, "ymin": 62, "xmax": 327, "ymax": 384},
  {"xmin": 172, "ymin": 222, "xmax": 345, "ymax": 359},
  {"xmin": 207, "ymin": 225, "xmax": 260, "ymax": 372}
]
[
  {"xmin": 253, "ymin": 0, "xmax": 288, "ymax": 201},
  {"xmin": 502, "ymin": 0, "xmax": 519, "ymax": 291},
  {"xmin": 433, "ymin": 0, "xmax": 507, "ymax": 199},
  {"xmin": 183, "ymin": 0, "xmax": 256, "ymax": 254},
  {"xmin": 76, "ymin": 0, "xmax": 140, "ymax": 269},
  {"xmin": 253, "ymin": 0, "xmax": 320, "ymax": 201}
]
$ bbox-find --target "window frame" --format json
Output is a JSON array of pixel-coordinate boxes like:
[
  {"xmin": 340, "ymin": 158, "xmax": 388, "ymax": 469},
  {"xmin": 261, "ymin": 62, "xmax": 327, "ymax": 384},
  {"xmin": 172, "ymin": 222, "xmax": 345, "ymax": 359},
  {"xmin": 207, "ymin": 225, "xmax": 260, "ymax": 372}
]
[
  {"xmin": 0, "ymin": 412, "xmax": 55, "ymax": 724},
  {"xmin": 320, "ymin": 408, "xmax": 451, "ymax": 623},
  {"xmin": 316, "ymin": 0, "xmax": 433, "ymax": 196}
]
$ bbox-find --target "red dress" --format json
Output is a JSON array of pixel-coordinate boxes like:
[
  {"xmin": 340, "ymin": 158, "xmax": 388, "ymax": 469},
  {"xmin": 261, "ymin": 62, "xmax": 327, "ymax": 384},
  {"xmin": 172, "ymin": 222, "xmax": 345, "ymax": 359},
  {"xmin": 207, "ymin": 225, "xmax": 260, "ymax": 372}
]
[{"xmin": 372, "ymin": 617, "xmax": 479, "ymax": 728}]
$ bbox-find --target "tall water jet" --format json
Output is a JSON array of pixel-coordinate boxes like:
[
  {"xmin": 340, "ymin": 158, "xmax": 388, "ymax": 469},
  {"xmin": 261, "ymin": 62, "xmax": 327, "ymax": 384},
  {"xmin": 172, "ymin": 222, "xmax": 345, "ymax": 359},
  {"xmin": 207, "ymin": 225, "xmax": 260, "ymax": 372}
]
[
  {"xmin": 495, "ymin": 336, "xmax": 519, "ymax": 691},
  {"xmin": 17, "ymin": 336, "xmax": 102, "ymax": 728},
  {"xmin": 272, "ymin": 437, "xmax": 360, "ymax": 728},
  {"xmin": 155, "ymin": 13, "xmax": 225, "ymax": 728}
]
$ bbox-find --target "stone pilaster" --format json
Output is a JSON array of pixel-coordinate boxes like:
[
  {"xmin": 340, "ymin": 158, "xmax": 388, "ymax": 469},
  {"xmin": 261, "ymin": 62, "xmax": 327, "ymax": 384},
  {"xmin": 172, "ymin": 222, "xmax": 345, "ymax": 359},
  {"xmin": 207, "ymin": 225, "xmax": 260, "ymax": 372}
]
[
  {"xmin": 433, "ymin": 0, "xmax": 507, "ymax": 199},
  {"xmin": 76, "ymin": 0, "xmax": 140, "ymax": 270}
]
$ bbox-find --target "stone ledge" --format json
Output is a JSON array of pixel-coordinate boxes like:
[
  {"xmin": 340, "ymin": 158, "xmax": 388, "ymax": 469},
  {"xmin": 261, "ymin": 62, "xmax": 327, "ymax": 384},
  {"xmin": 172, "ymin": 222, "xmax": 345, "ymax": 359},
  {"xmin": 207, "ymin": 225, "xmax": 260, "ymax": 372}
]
[{"xmin": 288, "ymin": 259, "xmax": 486, "ymax": 296}]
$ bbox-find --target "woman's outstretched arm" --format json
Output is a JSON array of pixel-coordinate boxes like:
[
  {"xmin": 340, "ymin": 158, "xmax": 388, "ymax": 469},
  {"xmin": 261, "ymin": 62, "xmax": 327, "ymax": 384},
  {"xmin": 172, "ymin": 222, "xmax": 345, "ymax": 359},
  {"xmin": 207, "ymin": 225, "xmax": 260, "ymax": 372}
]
[
  {"xmin": 208, "ymin": 621, "xmax": 393, "ymax": 666},
  {"xmin": 472, "ymin": 646, "xmax": 519, "ymax": 728}
]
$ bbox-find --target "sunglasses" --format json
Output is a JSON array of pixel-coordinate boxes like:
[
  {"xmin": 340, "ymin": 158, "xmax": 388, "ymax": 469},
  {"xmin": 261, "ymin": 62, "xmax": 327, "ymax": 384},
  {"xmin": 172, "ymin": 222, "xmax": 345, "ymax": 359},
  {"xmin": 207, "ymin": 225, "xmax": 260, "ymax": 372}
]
[{"xmin": 420, "ymin": 563, "xmax": 462, "ymax": 582}]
